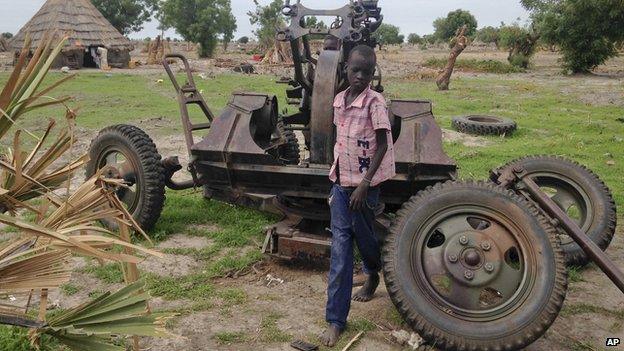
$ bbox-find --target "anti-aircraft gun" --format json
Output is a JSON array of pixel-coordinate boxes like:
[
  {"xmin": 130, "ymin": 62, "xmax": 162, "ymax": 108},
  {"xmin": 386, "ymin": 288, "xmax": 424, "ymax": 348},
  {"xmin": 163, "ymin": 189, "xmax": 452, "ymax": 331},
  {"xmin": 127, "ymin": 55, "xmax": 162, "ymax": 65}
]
[{"xmin": 86, "ymin": 1, "xmax": 622, "ymax": 350}]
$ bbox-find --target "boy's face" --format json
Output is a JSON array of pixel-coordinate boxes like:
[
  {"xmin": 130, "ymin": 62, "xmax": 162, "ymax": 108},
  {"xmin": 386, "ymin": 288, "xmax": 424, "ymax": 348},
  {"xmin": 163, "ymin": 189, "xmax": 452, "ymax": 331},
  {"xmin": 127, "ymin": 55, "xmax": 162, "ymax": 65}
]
[{"xmin": 347, "ymin": 52, "xmax": 375, "ymax": 93}]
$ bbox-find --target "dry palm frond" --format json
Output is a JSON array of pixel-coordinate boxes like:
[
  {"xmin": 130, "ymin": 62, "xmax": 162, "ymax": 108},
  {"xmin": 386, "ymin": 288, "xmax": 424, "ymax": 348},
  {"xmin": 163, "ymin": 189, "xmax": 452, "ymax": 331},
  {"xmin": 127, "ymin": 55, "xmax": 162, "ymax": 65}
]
[
  {"xmin": 0, "ymin": 245, "xmax": 71, "ymax": 294},
  {"xmin": 0, "ymin": 34, "xmax": 74, "ymax": 140},
  {"xmin": 35, "ymin": 281, "xmax": 173, "ymax": 351}
]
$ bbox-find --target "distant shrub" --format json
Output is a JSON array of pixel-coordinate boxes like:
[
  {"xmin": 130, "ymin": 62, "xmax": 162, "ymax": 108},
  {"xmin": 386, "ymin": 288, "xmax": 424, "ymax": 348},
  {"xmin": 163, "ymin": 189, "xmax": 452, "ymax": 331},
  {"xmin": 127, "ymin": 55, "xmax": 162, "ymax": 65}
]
[{"xmin": 424, "ymin": 58, "xmax": 525, "ymax": 74}]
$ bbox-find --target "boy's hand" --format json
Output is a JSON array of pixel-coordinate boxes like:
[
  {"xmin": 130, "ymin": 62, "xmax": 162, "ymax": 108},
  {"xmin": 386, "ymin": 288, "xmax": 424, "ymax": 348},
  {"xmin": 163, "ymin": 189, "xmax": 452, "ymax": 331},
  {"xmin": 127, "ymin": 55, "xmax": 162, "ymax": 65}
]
[{"xmin": 349, "ymin": 182, "xmax": 370, "ymax": 211}]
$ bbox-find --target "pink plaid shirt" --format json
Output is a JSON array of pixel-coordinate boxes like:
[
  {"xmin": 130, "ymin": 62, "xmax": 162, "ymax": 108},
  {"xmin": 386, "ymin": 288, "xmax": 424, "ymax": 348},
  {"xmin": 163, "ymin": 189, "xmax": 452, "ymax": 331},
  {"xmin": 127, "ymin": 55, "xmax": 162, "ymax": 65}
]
[{"xmin": 329, "ymin": 86, "xmax": 396, "ymax": 187}]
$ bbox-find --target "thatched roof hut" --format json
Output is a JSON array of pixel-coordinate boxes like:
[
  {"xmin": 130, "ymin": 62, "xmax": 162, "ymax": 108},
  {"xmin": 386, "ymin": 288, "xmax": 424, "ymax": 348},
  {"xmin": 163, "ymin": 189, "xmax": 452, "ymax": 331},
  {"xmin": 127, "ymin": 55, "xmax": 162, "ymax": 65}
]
[{"xmin": 10, "ymin": 0, "xmax": 134, "ymax": 69}]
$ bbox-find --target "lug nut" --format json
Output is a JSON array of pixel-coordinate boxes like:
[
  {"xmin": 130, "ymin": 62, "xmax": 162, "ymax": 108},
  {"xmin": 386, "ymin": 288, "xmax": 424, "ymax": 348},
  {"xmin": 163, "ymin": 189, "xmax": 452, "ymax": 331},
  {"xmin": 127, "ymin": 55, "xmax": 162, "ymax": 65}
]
[
  {"xmin": 448, "ymin": 254, "xmax": 458, "ymax": 263},
  {"xmin": 459, "ymin": 236, "xmax": 469, "ymax": 245},
  {"xmin": 484, "ymin": 263, "xmax": 494, "ymax": 273},
  {"xmin": 464, "ymin": 271, "xmax": 474, "ymax": 280},
  {"xmin": 513, "ymin": 166, "xmax": 524, "ymax": 173},
  {"xmin": 481, "ymin": 241, "xmax": 491, "ymax": 251}
]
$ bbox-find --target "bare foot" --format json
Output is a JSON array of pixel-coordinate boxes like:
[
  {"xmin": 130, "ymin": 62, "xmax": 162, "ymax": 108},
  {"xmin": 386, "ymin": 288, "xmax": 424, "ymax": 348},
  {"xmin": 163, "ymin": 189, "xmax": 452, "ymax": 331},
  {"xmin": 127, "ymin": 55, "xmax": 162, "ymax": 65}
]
[
  {"xmin": 320, "ymin": 324, "xmax": 342, "ymax": 347},
  {"xmin": 352, "ymin": 272, "xmax": 379, "ymax": 302},
  {"xmin": 353, "ymin": 271, "xmax": 368, "ymax": 287}
]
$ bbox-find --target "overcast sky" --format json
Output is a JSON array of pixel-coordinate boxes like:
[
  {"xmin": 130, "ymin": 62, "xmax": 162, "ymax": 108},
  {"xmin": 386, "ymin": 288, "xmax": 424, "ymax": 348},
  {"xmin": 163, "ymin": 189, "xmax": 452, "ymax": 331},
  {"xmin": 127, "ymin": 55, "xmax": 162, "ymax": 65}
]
[{"xmin": 1, "ymin": 0, "xmax": 530, "ymax": 40}]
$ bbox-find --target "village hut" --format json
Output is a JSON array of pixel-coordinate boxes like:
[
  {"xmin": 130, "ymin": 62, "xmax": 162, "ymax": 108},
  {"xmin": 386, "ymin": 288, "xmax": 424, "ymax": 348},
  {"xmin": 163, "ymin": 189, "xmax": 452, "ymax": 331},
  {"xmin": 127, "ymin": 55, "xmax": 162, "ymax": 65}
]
[{"xmin": 9, "ymin": 0, "xmax": 134, "ymax": 69}]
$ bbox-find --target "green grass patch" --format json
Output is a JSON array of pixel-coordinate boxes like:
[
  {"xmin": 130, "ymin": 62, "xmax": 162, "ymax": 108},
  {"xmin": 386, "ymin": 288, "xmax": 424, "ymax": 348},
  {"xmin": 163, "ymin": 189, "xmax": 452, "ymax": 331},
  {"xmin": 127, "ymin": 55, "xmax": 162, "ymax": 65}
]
[
  {"xmin": 145, "ymin": 273, "xmax": 215, "ymax": 300},
  {"xmin": 206, "ymin": 249, "xmax": 264, "ymax": 278},
  {"xmin": 567, "ymin": 266, "xmax": 585, "ymax": 283},
  {"xmin": 215, "ymin": 331, "xmax": 248, "ymax": 344},
  {"xmin": 217, "ymin": 288, "xmax": 248, "ymax": 306},
  {"xmin": 259, "ymin": 312, "xmax": 292, "ymax": 343},
  {"xmin": 561, "ymin": 303, "xmax": 624, "ymax": 321},
  {"xmin": 82, "ymin": 263, "xmax": 124, "ymax": 284},
  {"xmin": 0, "ymin": 325, "xmax": 62, "ymax": 351},
  {"xmin": 423, "ymin": 58, "xmax": 525, "ymax": 74},
  {"xmin": 60, "ymin": 283, "xmax": 80, "ymax": 296}
]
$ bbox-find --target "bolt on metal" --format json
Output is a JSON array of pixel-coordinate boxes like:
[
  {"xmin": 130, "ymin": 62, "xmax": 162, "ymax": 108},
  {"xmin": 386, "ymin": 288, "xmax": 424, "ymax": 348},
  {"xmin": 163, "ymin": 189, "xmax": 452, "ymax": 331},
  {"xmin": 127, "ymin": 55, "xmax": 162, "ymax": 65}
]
[
  {"xmin": 448, "ymin": 254, "xmax": 458, "ymax": 263},
  {"xmin": 459, "ymin": 235, "xmax": 469, "ymax": 245},
  {"xmin": 484, "ymin": 263, "xmax": 494, "ymax": 273},
  {"xmin": 464, "ymin": 271, "xmax": 474, "ymax": 280},
  {"xmin": 481, "ymin": 241, "xmax": 491, "ymax": 251}
]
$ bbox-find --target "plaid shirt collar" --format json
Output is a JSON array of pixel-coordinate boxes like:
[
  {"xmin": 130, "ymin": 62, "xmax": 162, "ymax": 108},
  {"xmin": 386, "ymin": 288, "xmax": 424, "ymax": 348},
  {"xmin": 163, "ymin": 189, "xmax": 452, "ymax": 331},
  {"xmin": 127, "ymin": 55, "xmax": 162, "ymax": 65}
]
[{"xmin": 333, "ymin": 86, "xmax": 371, "ymax": 109}]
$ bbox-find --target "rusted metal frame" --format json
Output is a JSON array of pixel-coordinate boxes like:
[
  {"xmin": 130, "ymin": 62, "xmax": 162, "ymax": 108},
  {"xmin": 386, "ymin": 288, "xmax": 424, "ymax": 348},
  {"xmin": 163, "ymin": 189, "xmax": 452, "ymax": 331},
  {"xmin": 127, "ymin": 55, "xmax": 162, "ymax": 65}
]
[
  {"xmin": 516, "ymin": 170, "xmax": 624, "ymax": 294},
  {"xmin": 290, "ymin": 39, "xmax": 312, "ymax": 93},
  {"xmin": 278, "ymin": 3, "xmax": 357, "ymax": 42},
  {"xmin": 309, "ymin": 50, "xmax": 341, "ymax": 164}
]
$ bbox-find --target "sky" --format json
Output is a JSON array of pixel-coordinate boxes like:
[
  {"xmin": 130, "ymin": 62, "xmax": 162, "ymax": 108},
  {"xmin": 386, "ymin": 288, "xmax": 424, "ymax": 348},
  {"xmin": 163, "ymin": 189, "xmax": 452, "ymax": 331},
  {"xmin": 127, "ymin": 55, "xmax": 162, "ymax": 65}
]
[{"xmin": 0, "ymin": 0, "xmax": 530, "ymax": 40}]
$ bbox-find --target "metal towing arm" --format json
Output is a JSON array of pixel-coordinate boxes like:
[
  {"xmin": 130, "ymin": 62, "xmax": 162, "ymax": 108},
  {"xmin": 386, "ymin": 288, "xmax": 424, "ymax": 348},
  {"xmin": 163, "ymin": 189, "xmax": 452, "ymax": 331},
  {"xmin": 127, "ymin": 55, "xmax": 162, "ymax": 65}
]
[{"xmin": 492, "ymin": 166, "xmax": 624, "ymax": 294}]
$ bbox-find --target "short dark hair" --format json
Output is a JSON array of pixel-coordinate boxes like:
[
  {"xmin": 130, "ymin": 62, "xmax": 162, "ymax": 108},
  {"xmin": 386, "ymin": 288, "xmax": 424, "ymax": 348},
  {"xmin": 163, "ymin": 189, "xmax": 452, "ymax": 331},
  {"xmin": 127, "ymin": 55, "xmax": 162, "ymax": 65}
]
[{"xmin": 349, "ymin": 45, "xmax": 377, "ymax": 66}]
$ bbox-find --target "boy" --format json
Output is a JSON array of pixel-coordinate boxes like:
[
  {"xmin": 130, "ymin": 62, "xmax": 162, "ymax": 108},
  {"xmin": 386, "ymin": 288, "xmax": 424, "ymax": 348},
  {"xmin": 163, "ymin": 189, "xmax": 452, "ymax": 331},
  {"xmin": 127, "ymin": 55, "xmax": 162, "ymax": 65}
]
[{"xmin": 321, "ymin": 45, "xmax": 395, "ymax": 347}]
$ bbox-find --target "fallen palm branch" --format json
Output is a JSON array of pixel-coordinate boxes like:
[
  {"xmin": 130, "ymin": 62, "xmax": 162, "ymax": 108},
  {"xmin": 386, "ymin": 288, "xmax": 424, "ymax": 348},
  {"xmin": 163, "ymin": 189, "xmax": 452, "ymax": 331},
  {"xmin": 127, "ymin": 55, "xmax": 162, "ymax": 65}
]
[
  {"xmin": 26, "ymin": 281, "xmax": 174, "ymax": 351},
  {"xmin": 0, "ymin": 35, "xmax": 172, "ymax": 350}
]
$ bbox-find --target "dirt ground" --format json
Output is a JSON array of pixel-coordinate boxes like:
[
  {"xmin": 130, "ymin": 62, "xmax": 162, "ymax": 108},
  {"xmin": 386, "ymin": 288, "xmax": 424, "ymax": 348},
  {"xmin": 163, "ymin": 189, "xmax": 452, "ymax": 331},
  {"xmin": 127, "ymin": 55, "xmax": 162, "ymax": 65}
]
[{"xmin": 1, "ymin": 43, "xmax": 623, "ymax": 350}]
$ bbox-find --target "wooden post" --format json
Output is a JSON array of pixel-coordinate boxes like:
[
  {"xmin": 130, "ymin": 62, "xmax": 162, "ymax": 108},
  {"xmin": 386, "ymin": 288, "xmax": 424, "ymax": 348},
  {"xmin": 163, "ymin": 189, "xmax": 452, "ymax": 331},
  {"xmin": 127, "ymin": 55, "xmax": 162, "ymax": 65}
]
[
  {"xmin": 118, "ymin": 219, "xmax": 141, "ymax": 350},
  {"xmin": 436, "ymin": 25, "xmax": 469, "ymax": 91}
]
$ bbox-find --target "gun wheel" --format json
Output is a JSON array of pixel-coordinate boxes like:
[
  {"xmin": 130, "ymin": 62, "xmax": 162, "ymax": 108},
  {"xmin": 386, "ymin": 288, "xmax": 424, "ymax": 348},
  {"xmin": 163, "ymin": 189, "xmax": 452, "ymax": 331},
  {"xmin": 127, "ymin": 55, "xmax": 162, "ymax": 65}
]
[
  {"xmin": 383, "ymin": 181, "xmax": 567, "ymax": 351},
  {"xmin": 86, "ymin": 124, "xmax": 165, "ymax": 231}
]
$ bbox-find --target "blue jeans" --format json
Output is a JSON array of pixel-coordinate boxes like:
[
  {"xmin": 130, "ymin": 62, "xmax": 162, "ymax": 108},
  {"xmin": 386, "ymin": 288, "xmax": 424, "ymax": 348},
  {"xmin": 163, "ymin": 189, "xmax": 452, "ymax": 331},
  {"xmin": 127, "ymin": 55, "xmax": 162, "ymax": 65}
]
[{"xmin": 325, "ymin": 184, "xmax": 381, "ymax": 330}]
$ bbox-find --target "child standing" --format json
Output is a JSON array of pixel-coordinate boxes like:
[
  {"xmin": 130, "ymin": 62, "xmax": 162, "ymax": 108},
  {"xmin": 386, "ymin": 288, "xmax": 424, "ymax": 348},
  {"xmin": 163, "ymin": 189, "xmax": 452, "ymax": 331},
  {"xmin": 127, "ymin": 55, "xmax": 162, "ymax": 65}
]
[{"xmin": 320, "ymin": 45, "xmax": 395, "ymax": 347}]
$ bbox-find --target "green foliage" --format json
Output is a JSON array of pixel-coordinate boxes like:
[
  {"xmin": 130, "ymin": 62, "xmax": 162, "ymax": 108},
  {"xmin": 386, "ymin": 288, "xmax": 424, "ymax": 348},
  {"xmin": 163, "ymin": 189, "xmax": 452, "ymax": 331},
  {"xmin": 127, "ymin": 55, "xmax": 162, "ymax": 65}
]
[
  {"xmin": 60, "ymin": 283, "xmax": 80, "ymax": 296},
  {"xmin": 161, "ymin": 0, "xmax": 237, "ymax": 58},
  {"xmin": 0, "ymin": 325, "xmax": 60, "ymax": 351},
  {"xmin": 373, "ymin": 23, "xmax": 405, "ymax": 48},
  {"xmin": 424, "ymin": 58, "xmax": 524, "ymax": 74},
  {"xmin": 407, "ymin": 33, "xmax": 422, "ymax": 45},
  {"xmin": 422, "ymin": 34, "xmax": 437, "ymax": 44},
  {"xmin": 259, "ymin": 313, "xmax": 291, "ymax": 342},
  {"xmin": 498, "ymin": 24, "xmax": 540, "ymax": 68},
  {"xmin": 238, "ymin": 36, "xmax": 250, "ymax": 44},
  {"xmin": 91, "ymin": 0, "xmax": 158, "ymax": 35},
  {"xmin": 249, "ymin": 0, "xmax": 285, "ymax": 51},
  {"xmin": 215, "ymin": 331, "xmax": 248, "ymax": 344},
  {"xmin": 82, "ymin": 263, "xmax": 124, "ymax": 284},
  {"xmin": 303, "ymin": 16, "xmax": 328, "ymax": 30},
  {"xmin": 476, "ymin": 26, "xmax": 500, "ymax": 47},
  {"xmin": 526, "ymin": 0, "xmax": 624, "ymax": 73},
  {"xmin": 1, "ymin": 32, "xmax": 12, "ymax": 39},
  {"xmin": 433, "ymin": 9, "xmax": 478, "ymax": 42}
]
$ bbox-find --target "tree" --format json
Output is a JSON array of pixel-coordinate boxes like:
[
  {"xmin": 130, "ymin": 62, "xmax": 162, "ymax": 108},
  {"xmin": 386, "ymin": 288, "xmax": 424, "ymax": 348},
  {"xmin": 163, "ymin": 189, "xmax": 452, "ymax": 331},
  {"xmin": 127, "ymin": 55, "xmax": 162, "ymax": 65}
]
[
  {"xmin": 423, "ymin": 34, "xmax": 437, "ymax": 44},
  {"xmin": 523, "ymin": 0, "xmax": 624, "ymax": 73},
  {"xmin": 407, "ymin": 33, "xmax": 422, "ymax": 45},
  {"xmin": 373, "ymin": 23, "xmax": 405, "ymax": 49},
  {"xmin": 498, "ymin": 24, "xmax": 540, "ymax": 68},
  {"xmin": 433, "ymin": 9, "xmax": 477, "ymax": 42},
  {"xmin": 249, "ymin": 0, "xmax": 285, "ymax": 51},
  {"xmin": 1, "ymin": 32, "xmax": 12, "ymax": 39},
  {"xmin": 476, "ymin": 26, "xmax": 500, "ymax": 47},
  {"xmin": 161, "ymin": 0, "xmax": 237, "ymax": 58},
  {"xmin": 436, "ymin": 25, "xmax": 469, "ymax": 90},
  {"xmin": 238, "ymin": 36, "xmax": 250, "ymax": 44},
  {"xmin": 92, "ymin": 0, "xmax": 158, "ymax": 35},
  {"xmin": 303, "ymin": 16, "xmax": 328, "ymax": 30}
]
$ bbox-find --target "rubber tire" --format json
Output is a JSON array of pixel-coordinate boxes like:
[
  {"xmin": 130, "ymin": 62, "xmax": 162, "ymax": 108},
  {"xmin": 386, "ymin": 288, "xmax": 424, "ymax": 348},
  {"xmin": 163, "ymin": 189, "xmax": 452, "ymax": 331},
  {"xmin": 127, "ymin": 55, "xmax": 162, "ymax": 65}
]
[
  {"xmin": 498, "ymin": 156, "xmax": 617, "ymax": 267},
  {"xmin": 452, "ymin": 115, "xmax": 517, "ymax": 136},
  {"xmin": 86, "ymin": 125, "xmax": 165, "ymax": 231},
  {"xmin": 277, "ymin": 120, "xmax": 301, "ymax": 165},
  {"xmin": 383, "ymin": 181, "xmax": 567, "ymax": 351}
]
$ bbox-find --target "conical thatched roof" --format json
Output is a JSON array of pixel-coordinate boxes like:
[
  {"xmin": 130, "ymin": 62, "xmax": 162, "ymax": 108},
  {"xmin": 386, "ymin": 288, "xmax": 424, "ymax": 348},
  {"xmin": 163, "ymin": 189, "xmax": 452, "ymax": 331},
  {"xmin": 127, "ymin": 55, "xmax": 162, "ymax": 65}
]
[{"xmin": 10, "ymin": 0, "xmax": 133, "ymax": 52}]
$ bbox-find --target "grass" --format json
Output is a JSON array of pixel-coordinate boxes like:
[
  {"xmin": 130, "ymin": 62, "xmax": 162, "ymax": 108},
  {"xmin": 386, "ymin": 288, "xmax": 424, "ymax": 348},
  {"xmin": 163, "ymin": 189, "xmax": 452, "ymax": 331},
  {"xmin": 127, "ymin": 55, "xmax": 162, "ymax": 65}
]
[
  {"xmin": 59, "ymin": 283, "xmax": 80, "ymax": 296},
  {"xmin": 260, "ymin": 312, "xmax": 292, "ymax": 343},
  {"xmin": 0, "ymin": 326, "xmax": 63, "ymax": 351},
  {"xmin": 81, "ymin": 263, "xmax": 124, "ymax": 284},
  {"xmin": 215, "ymin": 331, "xmax": 248, "ymax": 344},
  {"xmin": 561, "ymin": 303, "xmax": 624, "ymax": 321},
  {"xmin": 424, "ymin": 58, "xmax": 525, "ymax": 74}
]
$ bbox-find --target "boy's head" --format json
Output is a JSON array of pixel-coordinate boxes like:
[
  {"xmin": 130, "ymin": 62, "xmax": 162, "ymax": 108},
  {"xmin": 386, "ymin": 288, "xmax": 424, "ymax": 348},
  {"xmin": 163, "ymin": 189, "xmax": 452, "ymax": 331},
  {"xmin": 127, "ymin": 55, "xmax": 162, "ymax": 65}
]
[{"xmin": 347, "ymin": 45, "xmax": 377, "ymax": 93}]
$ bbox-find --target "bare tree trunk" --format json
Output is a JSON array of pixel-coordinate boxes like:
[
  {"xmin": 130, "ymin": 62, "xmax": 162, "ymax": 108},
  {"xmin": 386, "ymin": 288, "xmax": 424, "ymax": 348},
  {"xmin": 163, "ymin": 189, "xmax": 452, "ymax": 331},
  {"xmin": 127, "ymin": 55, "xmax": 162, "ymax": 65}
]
[{"xmin": 436, "ymin": 25, "xmax": 468, "ymax": 91}]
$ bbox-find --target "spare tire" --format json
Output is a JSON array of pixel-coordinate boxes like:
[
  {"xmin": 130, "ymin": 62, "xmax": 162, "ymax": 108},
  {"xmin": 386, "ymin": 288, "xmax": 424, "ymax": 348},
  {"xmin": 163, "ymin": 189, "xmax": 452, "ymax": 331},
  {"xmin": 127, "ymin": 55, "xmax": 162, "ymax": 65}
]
[
  {"xmin": 496, "ymin": 156, "xmax": 617, "ymax": 267},
  {"xmin": 452, "ymin": 115, "xmax": 517, "ymax": 136},
  {"xmin": 383, "ymin": 181, "xmax": 566, "ymax": 351}
]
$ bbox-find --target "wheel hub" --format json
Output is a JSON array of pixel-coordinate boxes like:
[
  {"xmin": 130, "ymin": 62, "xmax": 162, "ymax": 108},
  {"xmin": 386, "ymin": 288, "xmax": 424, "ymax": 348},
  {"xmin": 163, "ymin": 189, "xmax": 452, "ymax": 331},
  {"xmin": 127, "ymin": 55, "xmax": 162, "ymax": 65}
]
[{"xmin": 443, "ymin": 231, "xmax": 502, "ymax": 287}]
